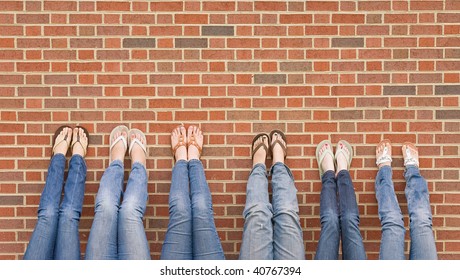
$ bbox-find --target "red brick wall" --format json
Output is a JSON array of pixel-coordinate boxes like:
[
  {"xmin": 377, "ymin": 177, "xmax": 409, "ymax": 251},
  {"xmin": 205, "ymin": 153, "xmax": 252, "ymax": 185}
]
[{"xmin": 0, "ymin": 0, "xmax": 459, "ymax": 260}]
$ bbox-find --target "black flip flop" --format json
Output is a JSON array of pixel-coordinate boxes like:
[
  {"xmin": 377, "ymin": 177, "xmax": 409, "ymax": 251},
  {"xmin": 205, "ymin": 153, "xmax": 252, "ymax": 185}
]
[
  {"xmin": 269, "ymin": 130, "xmax": 287, "ymax": 159},
  {"xmin": 51, "ymin": 125, "xmax": 72, "ymax": 159},
  {"xmin": 251, "ymin": 133, "xmax": 270, "ymax": 159},
  {"xmin": 71, "ymin": 126, "xmax": 90, "ymax": 156}
]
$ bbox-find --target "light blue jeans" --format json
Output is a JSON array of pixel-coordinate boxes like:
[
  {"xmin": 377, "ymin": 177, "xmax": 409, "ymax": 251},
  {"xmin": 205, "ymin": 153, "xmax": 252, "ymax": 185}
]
[
  {"xmin": 315, "ymin": 170, "xmax": 366, "ymax": 260},
  {"xmin": 85, "ymin": 160, "xmax": 150, "ymax": 260},
  {"xmin": 239, "ymin": 162, "xmax": 305, "ymax": 260},
  {"xmin": 375, "ymin": 166, "xmax": 437, "ymax": 260},
  {"xmin": 161, "ymin": 159, "xmax": 225, "ymax": 260},
  {"xmin": 24, "ymin": 154, "xmax": 87, "ymax": 260}
]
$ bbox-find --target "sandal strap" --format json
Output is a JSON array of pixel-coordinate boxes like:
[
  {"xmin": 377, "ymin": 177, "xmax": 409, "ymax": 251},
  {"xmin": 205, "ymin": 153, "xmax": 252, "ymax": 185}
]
[
  {"xmin": 376, "ymin": 146, "xmax": 392, "ymax": 166},
  {"xmin": 318, "ymin": 148, "xmax": 334, "ymax": 177},
  {"xmin": 270, "ymin": 139, "xmax": 287, "ymax": 159},
  {"xmin": 52, "ymin": 137, "xmax": 69, "ymax": 154},
  {"xmin": 129, "ymin": 138, "xmax": 147, "ymax": 156},
  {"xmin": 171, "ymin": 135, "xmax": 186, "ymax": 156},
  {"xmin": 187, "ymin": 137, "xmax": 202, "ymax": 155},
  {"xmin": 404, "ymin": 147, "xmax": 419, "ymax": 167},
  {"xmin": 252, "ymin": 142, "xmax": 269, "ymax": 159},
  {"xmin": 110, "ymin": 135, "xmax": 127, "ymax": 151},
  {"xmin": 335, "ymin": 141, "xmax": 353, "ymax": 170}
]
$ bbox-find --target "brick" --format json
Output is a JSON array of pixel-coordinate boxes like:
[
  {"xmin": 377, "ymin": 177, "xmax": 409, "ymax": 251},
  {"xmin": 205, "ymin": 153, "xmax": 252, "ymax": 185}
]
[
  {"xmin": 16, "ymin": 14, "xmax": 49, "ymax": 24},
  {"xmin": 383, "ymin": 86, "xmax": 416, "ymax": 96},
  {"xmin": 255, "ymin": 1, "xmax": 286, "ymax": 11},
  {"xmin": 331, "ymin": 110, "xmax": 363, "ymax": 120},
  {"xmin": 97, "ymin": 26, "xmax": 129, "ymax": 36},
  {"xmin": 254, "ymin": 74, "xmax": 286, "ymax": 84},
  {"xmin": 331, "ymin": 38, "xmax": 364, "ymax": 48},
  {"xmin": 70, "ymin": 38, "xmax": 103, "ymax": 48},
  {"xmin": 228, "ymin": 62, "xmax": 259, "ymax": 72},
  {"xmin": 97, "ymin": 1, "xmax": 130, "ymax": 11},
  {"xmin": 175, "ymin": 14, "xmax": 208, "ymax": 24},
  {"xmin": 202, "ymin": 26, "xmax": 234, "ymax": 36},
  {"xmin": 280, "ymin": 62, "xmax": 312, "ymax": 72},
  {"xmin": 227, "ymin": 111, "xmax": 259, "ymax": 120},
  {"xmin": 435, "ymin": 85, "xmax": 460, "ymax": 95},
  {"xmin": 436, "ymin": 110, "xmax": 460, "ymax": 120},
  {"xmin": 123, "ymin": 38, "xmax": 156, "ymax": 48},
  {"xmin": 332, "ymin": 14, "xmax": 365, "ymax": 24},
  {"xmin": 175, "ymin": 38, "xmax": 208, "ymax": 48}
]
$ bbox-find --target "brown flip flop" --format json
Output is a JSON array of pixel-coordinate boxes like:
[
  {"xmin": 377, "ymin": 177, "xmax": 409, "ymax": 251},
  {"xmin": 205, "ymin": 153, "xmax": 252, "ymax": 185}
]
[
  {"xmin": 251, "ymin": 133, "xmax": 270, "ymax": 159},
  {"xmin": 52, "ymin": 125, "xmax": 72, "ymax": 158},
  {"xmin": 71, "ymin": 126, "xmax": 90, "ymax": 157},
  {"xmin": 269, "ymin": 130, "xmax": 287, "ymax": 159}
]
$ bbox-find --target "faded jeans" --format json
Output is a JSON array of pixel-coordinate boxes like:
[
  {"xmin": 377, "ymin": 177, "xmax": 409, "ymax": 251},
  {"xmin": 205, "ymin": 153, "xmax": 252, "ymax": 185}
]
[
  {"xmin": 239, "ymin": 162, "xmax": 305, "ymax": 260},
  {"xmin": 161, "ymin": 159, "xmax": 225, "ymax": 260},
  {"xmin": 315, "ymin": 170, "xmax": 366, "ymax": 260},
  {"xmin": 375, "ymin": 166, "xmax": 437, "ymax": 260},
  {"xmin": 24, "ymin": 154, "xmax": 87, "ymax": 260},
  {"xmin": 85, "ymin": 160, "xmax": 150, "ymax": 260}
]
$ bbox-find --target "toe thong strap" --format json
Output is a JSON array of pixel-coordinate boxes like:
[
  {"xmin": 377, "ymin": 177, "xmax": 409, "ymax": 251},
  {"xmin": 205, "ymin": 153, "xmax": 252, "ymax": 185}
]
[
  {"xmin": 404, "ymin": 148, "xmax": 419, "ymax": 167},
  {"xmin": 376, "ymin": 146, "xmax": 392, "ymax": 166}
]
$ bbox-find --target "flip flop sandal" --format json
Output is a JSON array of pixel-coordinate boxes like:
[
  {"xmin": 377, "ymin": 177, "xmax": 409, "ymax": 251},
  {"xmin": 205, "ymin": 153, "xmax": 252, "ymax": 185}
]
[
  {"xmin": 187, "ymin": 127, "xmax": 203, "ymax": 158},
  {"xmin": 335, "ymin": 140, "xmax": 353, "ymax": 171},
  {"xmin": 269, "ymin": 130, "xmax": 287, "ymax": 159},
  {"xmin": 109, "ymin": 125, "xmax": 129, "ymax": 163},
  {"xmin": 71, "ymin": 126, "xmax": 90, "ymax": 157},
  {"xmin": 52, "ymin": 125, "xmax": 72, "ymax": 158},
  {"xmin": 376, "ymin": 139, "xmax": 392, "ymax": 166},
  {"xmin": 251, "ymin": 133, "xmax": 270, "ymax": 160},
  {"xmin": 171, "ymin": 125, "xmax": 187, "ymax": 160},
  {"xmin": 403, "ymin": 142, "xmax": 419, "ymax": 167},
  {"xmin": 315, "ymin": 140, "xmax": 334, "ymax": 178},
  {"xmin": 128, "ymin": 129, "xmax": 148, "ymax": 157}
]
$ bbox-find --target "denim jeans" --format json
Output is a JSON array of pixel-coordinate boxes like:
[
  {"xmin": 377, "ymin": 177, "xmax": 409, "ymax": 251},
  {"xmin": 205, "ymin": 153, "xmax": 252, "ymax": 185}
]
[
  {"xmin": 315, "ymin": 170, "xmax": 366, "ymax": 260},
  {"xmin": 24, "ymin": 154, "xmax": 87, "ymax": 260},
  {"xmin": 85, "ymin": 160, "xmax": 150, "ymax": 260},
  {"xmin": 375, "ymin": 166, "xmax": 437, "ymax": 260},
  {"xmin": 161, "ymin": 159, "xmax": 225, "ymax": 260},
  {"xmin": 239, "ymin": 162, "xmax": 305, "ymax": 260}
]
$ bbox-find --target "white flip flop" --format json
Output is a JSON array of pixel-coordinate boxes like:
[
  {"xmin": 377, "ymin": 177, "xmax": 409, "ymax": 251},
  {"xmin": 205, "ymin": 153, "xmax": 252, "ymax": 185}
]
[
  {"xmin": 128, "ymin": 129, "xmax": 147, "ymax": 157},
  {"xmin": 109, "ymin": 125, "xmax": 129, "ymax": 163}
]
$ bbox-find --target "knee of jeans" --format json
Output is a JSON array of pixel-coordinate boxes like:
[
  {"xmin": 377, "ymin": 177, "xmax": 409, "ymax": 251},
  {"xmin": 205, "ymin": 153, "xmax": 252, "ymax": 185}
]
[
  {"xmin": 320, "ymin": 210, "xmax": 339, "ymax": 230},
  {"xmin": 410, "ymin": 209, "xmax": 433, "ymax": 227},
  {"xmin": 37, "ymin": 207, "xmax": 58, "ymax": 220},
  {"xmin": 191, "ymin": 195, "xmax": 212, "ymax": 215},
  {"xmin": 169, "ymin": 195, "xmax": 192, "ymax": 219},
  {"xmin": 340, "ymin": 212, "xmax": 360, "ymax": 229},
  {"xmin": 94, "ymin": 199, "xmax": 119, "ymax": 218},
  {"xmin": 58, "ymin": 208, "xmax": 81, "ymax": 221},
  {"xmin": 243, "ymin": 203, "xmax": 272, "ymax": 220},
  {"xmin": 119, "ymin": 201, "xmax": 145, "ymax": 220}
]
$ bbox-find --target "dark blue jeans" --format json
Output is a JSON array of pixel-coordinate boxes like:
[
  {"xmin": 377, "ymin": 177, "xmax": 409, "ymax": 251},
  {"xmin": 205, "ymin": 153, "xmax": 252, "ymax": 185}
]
[
  {"xmin": 315, "ymin": 170, "xmax": 366, "ymax": 260},
  {"xmin": 375, "ymin": 166, "xmax": 437, "ymax": 260},
  {"xmin": 160, "ymin": 159, "xmax": 225, "ymax": 260},
  {"xmin": 24, "ymin": 154, "xmax": 87, "ymax": 260}
]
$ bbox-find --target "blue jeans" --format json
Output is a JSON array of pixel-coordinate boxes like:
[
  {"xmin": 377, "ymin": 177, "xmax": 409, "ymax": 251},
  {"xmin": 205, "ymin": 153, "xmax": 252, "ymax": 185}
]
[
  {"xmin": 315, "ymin": 170, "xmax": 366, "ymax": 260},
  {"xmin": 161, "ymin": 159, "xmax": 225, "ymax": 260},
  {"xmin": 85, "ymin": 160, "xmax": 150, "ymax": 260},
  {"xmin": 375, "ymin": 166, "xmax": 437, "ymax": 260},
  {"xmin": 24, "ymin": 154, "xmax": 87, "ymax": 260},
  {"xmin": 239, "ymin": 162, "xmax": 305, "ymax": 260}
]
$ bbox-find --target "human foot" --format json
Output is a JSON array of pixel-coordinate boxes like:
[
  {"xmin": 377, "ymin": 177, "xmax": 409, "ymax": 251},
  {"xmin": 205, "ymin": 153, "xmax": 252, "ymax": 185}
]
[
  {"xmin": 52, "ymin": 126, "xmax": 72, "ymax": 156},
  {"xmin": 171, "ymin": 125, "xmax": 187, "ymax": 162},
  {"xmin": 71, "ymin": 127, "xmax": 89, "ymax": 157},
  {"xmin": 335, "ymin": 140, "xmax": 353, "ymax": 174},
  {"xmin": 270, "ymin": 130, "xmax": 287, "ymax": 164},
  {"xmin": 316, "ymin": 140, "xmax": 334, "ymax": 178},
  {"xmin": 376, "ymin": 139, "xmax": 392, "ymax": 169},
  {"xmin": 129, "ymin": 129, "xmax": 147, "ymax": 167},
  {"xmin": 187, "ymin": 125, "xmax": 203, "ymax": 160},
  {"xmin": 252, "ymin": 133, "xmax": 269, "ymax": 167},
  {"xmin": 109, "ymin": 125, "xmax": 128, "ymax": 163},
  {"xmin": 402, "ymin": 142, "xmax": 419, "ymax": 167}
]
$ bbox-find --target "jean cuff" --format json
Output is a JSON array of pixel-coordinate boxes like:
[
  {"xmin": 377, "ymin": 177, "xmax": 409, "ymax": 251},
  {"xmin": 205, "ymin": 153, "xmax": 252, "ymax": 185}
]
[
  {"xmin": 249, "ymin": 163, "xmax": 267, "ymax": 177},
  {"xmin": 110, "ymin": 159, "xmax": 124, "ymax": 168},
  {"xmin": 404, "ymin": 165, "xmax": 420, "ymax": 177},
  {"xmin": 270, "ymin": 162, "xmax": 294, "ymax": 180},
  {"xmin": 70, "ymin": 154, "xmax": 87, "ymax": 169}
]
